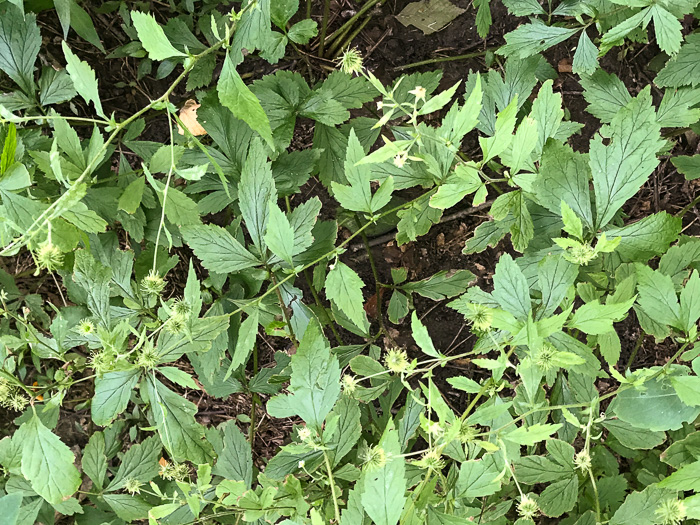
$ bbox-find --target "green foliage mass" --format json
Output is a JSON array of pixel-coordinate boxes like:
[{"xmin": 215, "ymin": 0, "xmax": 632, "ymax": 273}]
[{"xmin": 0, "ymin": 0, "xmax": 700, "ymax": 524}]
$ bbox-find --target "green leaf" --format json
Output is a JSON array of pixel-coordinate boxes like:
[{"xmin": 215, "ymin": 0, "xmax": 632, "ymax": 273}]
[
  {"xmin": 538, "ymin": 254, "xmax": 577, "ymax": 318},
  {"xmin": 144, "ymin": 375, "xmax": 214, "ymax": 463},
  {"xmin": 447, "ymin": 376, "xmax": 482, "ymax": 393},
  {"xmin": 591, "ymin": 88, "xmax": 663, "ymax": 228},
  {"xmin": 612, "ymin": 373, "xmax": 700, "ymax": 431},
  {"xmin": 499, "ymin": 20, "xmax": 577, "ymax": 58},
  {"xmin": 418, "ymin": 81, "xmax": 461, "ymax": 115},
  {"xmin": 181, "ymin": 224, "xmax": 259, "ymax": 274},
  {"xmin": 92, "ymin": 369, "xmax": 140, "ymax": 426},
  {"xmin": 266, "ymin": 321, "xmax": 341, "ymax": 430},
  {"xmin": 492, "ymin": 254, "xmax": 531, "ymax": 320},
  {"xmin": 567, "ymin": 298, "xmax": 634, "ymax": 335},
  {"xmin": 103, "ymin": 494, "xmax": 152, "ymax": 521},
  {"xmin": 131, "ymin": 11, "xmax": 186, "ymax": 61},
  {"xmin": 600, "ymin": 8, "xmax": 653, "ymax": 52},
  {"xmin": 396, "ymin": 194, "xmax": 442, "ymax": 245},
  {"xmin": 502, "ymin": 0, "xmax": 546, "ymax": 15},
  {"xmin": 264, "ymin": 202, "xmax": 295, "ymax": 265},
  {"xmin": 360, "ymin": 423, "xmax": 406, "ymax": 525},
  {"xmin": 82, "ymin": 432, "xmax": 107, "ymax": 490},
  {"xmin": 402, "ymin": 269, "xmax": 475, "ymax": 300},
  {"xmin": 156, "ymin": 315, "xmax": 230, "ymax": 363},
  {"xmin": 671, "ymin": 154, "xmax": 700, "ymax": 180},
  {"xmin": 604, "ymin": 211, "xmax": 682, "ymax": 263},
  {"xmin": 680, "ymin": 270, "xmax": 700, "ymax": 333},
  {"xmin": 656, "ymin": 87, "xmax": 700, "ymax": 127},
  {"xmin": 610, "ymin": 486, "xmax": 672, "ymax": 525},
  {"xmin": 603, "ymin": 419, "xmax": 666, "ymax": 449},
  {"xmin": 534, "ymin": 142, "xmax": 593, "ymax": 232},
  {"xmin": 650, "ymin": 5, "xmax": 682, "ymax": 55},
  {"xmin": 411, "ymin": 311, "xmax": 443, "ymax": 359},
  {"xmin": 658, "ymin": 460, "xmax": 700, "ymax": 490},
  {"xmin": 325, "ymin": 261, "xmax": 367, "ymax": 330},
  {"xmin": 670, "ymin": 375, "xmax": 700, "ymax": 407},
  {"xmin": 67, "ymin": 0, "xmax": 105, "ymax": 52},
  {"xmin": 456, "ymin": 457, "xmax": 501, "ymax": 498},
  {"xmin": 327, "ymin": 396, "xmax": 362, "ymax": 466},
  {"xmin": 505, "ymin": 423, "xmax": 562, "ymax": 445},
  {"xmin": 635, "ymin": 265, "xmax": 682, "ymax": 330},
  {"xmin": 218, "ymin": 52, "xmax": 274, "ymax": 149},
  {"xmin": 38, "ymin": 67, "xmax": 76, "ymax": 107},
  {"xmin": 118, "ymin": 176, "xmax": 146, "ymax": 214},
  {"xmin": 538, "ymin": 476, "xmax": 578, "ymax": 517},
  {"xmin": 480, "ymin": 96, "xmax": 518, "ymax": 162},
  {"xmin": 0, "ymin": 493, "xmax": 21, "ymax": 525},
  {"xmin": 288, "ymin": 19, "xmax": 318, "ymax": 44},
  {"xmin": 238, "ymin": 138, "xmax": 276, "ymax": 254},
  {"xmin": 572, "ymin": 30, "xmax": 599, "ymax": 75},
  {"xmin": 388, "ymin": 290, "xmax": 409, "ymax": 324},
  {"xmin": 212, "ymin": 421, "xmax": 253, "ymax": 488},
  {"xmin": 227, "ymin": 309, "xmax": 259, "ymax": 376},
  {"xmin": 0, "ymin": 4, "xmax": 40, "ymax": 94},
  {"xmin": 73, "ymin": 250, "xmax": 112, "ymax": 327},
  {"xmin": 61, "ymin": 41, "xmax": 105, "ymax": 118},
  {"xmin": 580, "ymin": 69, "xmax": 631, "ymax": 123},
  {"xmin": 15, "ymin": 412, "xmax": 81, "ymax": 505},
  {"xmin": 106, "ymin": 435, "xmax": 162, "ymax": 492},
  {"xmin": 656, "ymin": 33, "xmax": 700, "ymax": 87}
]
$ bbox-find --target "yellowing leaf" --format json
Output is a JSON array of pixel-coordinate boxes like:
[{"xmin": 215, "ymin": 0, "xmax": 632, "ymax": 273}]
[{"xmin": 177, "ymin": 99, "xmax": 207, "ymax": 136}]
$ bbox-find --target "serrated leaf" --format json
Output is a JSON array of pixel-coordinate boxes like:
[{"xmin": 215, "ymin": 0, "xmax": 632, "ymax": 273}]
[
  {"xmin": 61, "ymin": 42, "xmax": 105, "ymax": 118},
  {"xmin": 181, "ymin": 224, "xmax": 259, "ymax": 274},
  {"xmin": 218, "ymin": 52, "xmax": 274, "ymax": 149},
  {"xmin": 239, "ymin": 138, "xmax": 276, "ymax": 254},
  {"xmin": 264, "ymin": 202, "xmax": 295, "ymax": 265},
  {"xmin": 144, "ymin": 375, "xmax": 214, "ymax": 463},
  {"xmin": 131, "ymin": 11, "xmax": 187, "ymax": 60},
  {"xmin": 610, "ymin": 486, "xmax": 671, "ymax": 525},
  {"xmin": 106, "ymin": 436, "xmax": 162, "ymax": 492},
  {"xmin": 591, "ymin": 88, "xmax": 663, "ymax": 228},
  {"xmin": 499, "ymin": 20, "xmax": 578, "ymax": 58},
  {"xmin": 604, "ymin": 211, "xmax": 681, "ymax": 263},
  {"xmin": 0, "ymin": 4, "xmax": 40, "ymax": 95},
  {"xmin": 635, "ymin": 265, "xmax": 682, "ymax": 330},
  {"xmin": 288, "ymin": 19, "xmax": 318, "ymax": 44},
  {"xmin": 505, "ymin": 423, "xmax": 562, "ymax": 445},
  {"xmin": 15, "ymin": 412, "xmax": 81, "ymax": 505},
  {"xmin": 92, "ymin": 369, "xmax": 140, "ymax": 426},
  {"xmin": 656, "ymin": 33, "xmax": 700, "ymax": 87},
  {"xmin": 567, "ymin": 298, "xmax": 634, "ymax": 334},
  {"xmin": 456, "ymin": 457, "xmax": 501, "ymax": 498},
  {"xmin": 361, "ymin": 423, "xmax": 406, "ymax": 525},
  {"xmin": 492, "ymin": 254, "xmax": 531, "ymax": 320},
  {"xmin": 325, "ymin": 261, "xmax": 367, "ymax": 330},
  {"xmin": 580, "ymin": 69, "xmax": 631, "ymax": 123},
  {"xmin": 572, "ymin": 30, "xmax": 599, "ymax": 75},
  {"xmin": 266, "ymin": 321, "xmax": 341, "ymax": 430},
  {"xmin": 411, "ymin": 311, "xmax": 443, "ymax": 359},
  {"xmin": 650, "ymin": 5, "xmax": 682, "ymax": 55},
  {"xmin": 227, "ymin": 309, "xmax": 259, "ymax": 376},
  {"xmin": 212, "ymin": 421, "xmax": 253, "ymax": 487},
  {"xmin": 82, "ymin": 432, "xmax": 107, "ymax": 490}
]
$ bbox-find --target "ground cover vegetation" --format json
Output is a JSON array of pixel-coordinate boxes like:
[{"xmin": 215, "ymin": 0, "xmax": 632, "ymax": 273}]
[{"xmin": 1, "ymin": 0, "xmax": 700, "ymax": 523}]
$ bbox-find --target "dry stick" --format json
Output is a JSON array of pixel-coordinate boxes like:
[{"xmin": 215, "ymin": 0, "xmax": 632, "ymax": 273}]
[
  {"xmin": 349, "ymin": 199, "xmax": 494, "ymax": 252},
  {"xmin": 394, "ymin": 48, "xmax": 498, "ymax": 71}
]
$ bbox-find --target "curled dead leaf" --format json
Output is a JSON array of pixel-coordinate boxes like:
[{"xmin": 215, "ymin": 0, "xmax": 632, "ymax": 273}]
[{"xmin": 177, "ymin": 99, "xmax": 207, "ymax": 136}]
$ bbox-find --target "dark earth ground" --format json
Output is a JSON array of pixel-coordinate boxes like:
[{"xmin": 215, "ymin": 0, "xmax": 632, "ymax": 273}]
[{"xmin": 2, "ymin": 0, "xmax": 700, "ymax": 467}]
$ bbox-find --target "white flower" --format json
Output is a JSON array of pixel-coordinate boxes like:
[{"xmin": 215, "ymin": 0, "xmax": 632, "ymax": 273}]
[{"xmin": 409, "ymin": 86, "xmax": 427, "ymax": 101}]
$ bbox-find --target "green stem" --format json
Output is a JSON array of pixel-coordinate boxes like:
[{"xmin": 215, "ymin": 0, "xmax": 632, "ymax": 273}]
[
  {"xmin": 356, "ymin": 216, "xmax": 389, "ymax": 341},
  {"xmin": 677, "ymin": 194, "xmax": 700, "ymax": 218},
  {"xmin": 318, "ymin": 0, "xmax": 331, "ymax": 57},
  {"xmin": 323, "ymin": 0, "xmax": 384, "ymax": 47},
  {"xmin": 323, "ymin": 450, "xmax": 341, "ymax": 523},
  {"xmin": 270, "ymin": 272, "xmax": 298, "ymax": 346},
  {"xmin": 304, "ymin": 268, "xmax": 344, "ymax": 345},
  {"xmin": 626, "ymin": 335, "xmax": 644, "ymax": 370},
  {"xmin": 328, "ymin": 15, "xmax": 371, "ymax": 58}
]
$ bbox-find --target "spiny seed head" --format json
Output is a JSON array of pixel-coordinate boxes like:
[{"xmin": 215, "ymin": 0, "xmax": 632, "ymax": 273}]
[
  {"xmin": 342, "ymin": 374, "xmax": 358, "ymax": 394},
  {"xmin": 362, "ymin": 445, "xmax": 386, "ymax": 470},
  {"xmin": 137, "ymin": 343, "xmax": 159, "ymax": 370},
  {"xmin": 534, "ymin": 342, "xmax": 557, "ymax": 371},
  {"xmin": 518, "ymin": 495, "xmax": 539, "ymax": 520},
  {"xmin": 459, "ymin": 422, "xmax": 478, "ymax": 443},
  {"xmin": 171, "ymin": 298, "xmax": 191, "ymax": 320},
  {"xmin": 337, "ymin": 47, "xmax": 363, "ymax": 75},
  {"xmin": 467, "ymin": 303, "xmax": 493, "ymax": 331},
  {"xmin": 655, "ymin": 499, "xmax": 686, "ymax": 525},
  {"xmin": 569, "ymin": 243, "xmax": 596, "ymax": 265},
  {"xmin": 89, "ymin": 350, "xmax": 117, "ymax": 375},
  {"xmin": 417, "ymin": 449, "xmax": 445, "ymax": 470},
  {"xmin": 35, "ymin": 242, "xmax": 63, "ymax": 272},
  {"xmin": 574, "ymin": 450, "xmax": 592, "ymax": 471},
  {"xmin": 159, "ymin": 461, "xmax": 189, "ymax": 481},
  {"xmin": 166, "ymin": 315, "xmax": 186, "ymax": 334},
  {"xmin": 124, "ymin": 479, "xmax": 143, "ymax": 494},
  {"xmin": 2, "ymin": 391, "xmax": 28, "ymax": 412},
  {"xmin": 141, "ymin": 270, "xmax": 166, "ymax": 296},
  {"xmin": 77, "ymin": 318, "xmax": 95, "ymax": 336},
  {"xmin": 385, "ymin": 348, "xmax": 409, "ymax": 374}
]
